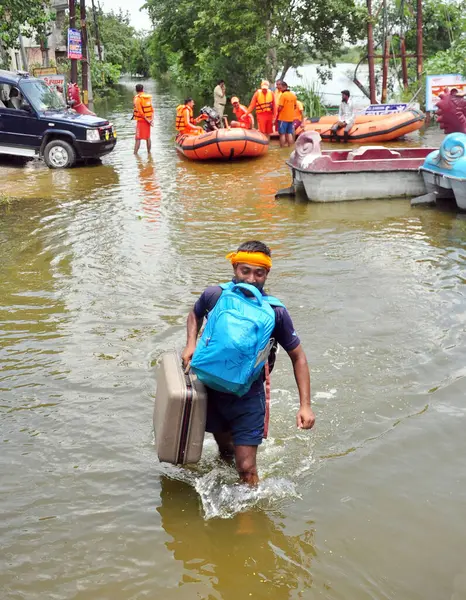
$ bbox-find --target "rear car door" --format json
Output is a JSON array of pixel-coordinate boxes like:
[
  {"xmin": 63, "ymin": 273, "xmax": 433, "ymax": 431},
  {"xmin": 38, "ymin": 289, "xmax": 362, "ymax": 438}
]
[{"xmin": 0, "ymin": 83, "xmax": 44, "ymax": 150}]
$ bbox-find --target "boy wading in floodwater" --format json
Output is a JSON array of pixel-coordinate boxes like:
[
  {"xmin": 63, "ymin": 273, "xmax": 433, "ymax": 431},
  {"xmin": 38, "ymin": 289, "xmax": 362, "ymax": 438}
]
[{"xmin": 181, "ymin": 240, "xmax": 315, "ymax": 485}]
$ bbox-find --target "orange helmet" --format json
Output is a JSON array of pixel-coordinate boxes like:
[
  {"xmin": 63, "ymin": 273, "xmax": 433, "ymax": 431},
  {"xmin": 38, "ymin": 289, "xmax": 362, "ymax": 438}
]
[{"xmin": 230, "ymin": 96, "xmax": 240, "ymax": 104}]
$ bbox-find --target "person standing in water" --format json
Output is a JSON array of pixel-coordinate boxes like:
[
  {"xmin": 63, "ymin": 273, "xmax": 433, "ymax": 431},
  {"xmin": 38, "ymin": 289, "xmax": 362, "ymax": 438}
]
[
  {"xmin": 181, "ymin": 240, "xmax": 315, "ymax": 485},
  {"xmin": 276, "ymin": 81, "xmax": 297, "ymax": 147},
  {"xmin": 243, "ymin": 80, "xmax": 276, "ymax": 140},
  {"xmin": 133, "ymin": 83, "xmax": 154, "ymax": 154}
]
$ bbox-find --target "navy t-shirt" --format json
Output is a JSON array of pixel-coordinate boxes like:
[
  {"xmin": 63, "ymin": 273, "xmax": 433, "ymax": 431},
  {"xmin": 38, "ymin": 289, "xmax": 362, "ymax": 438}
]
[{"xmin": 193, "ymin": 285, "xmax": 301, "ymax": 360}]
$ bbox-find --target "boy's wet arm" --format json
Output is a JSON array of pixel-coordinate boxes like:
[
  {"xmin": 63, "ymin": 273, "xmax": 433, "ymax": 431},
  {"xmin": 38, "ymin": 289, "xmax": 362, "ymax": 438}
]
[
  {"xmin": 287, "ymin": 345, "xmax": 312, "ymax": 408},
  {"xmin": 181, "ymin": 310, "xmax": 203, "ymax": 366}
]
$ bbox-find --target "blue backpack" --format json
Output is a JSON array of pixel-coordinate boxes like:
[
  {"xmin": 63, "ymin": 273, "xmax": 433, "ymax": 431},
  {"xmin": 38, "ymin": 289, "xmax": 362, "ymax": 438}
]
[{"xmin": 191, "ymin": 281, "xmax": 285, "ymax": 396}]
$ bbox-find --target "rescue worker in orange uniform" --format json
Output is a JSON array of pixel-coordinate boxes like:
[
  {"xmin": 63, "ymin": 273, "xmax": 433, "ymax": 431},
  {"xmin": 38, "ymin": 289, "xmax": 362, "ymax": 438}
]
[
  {"xmin": 242, "ymin": 80, "xmax": 276, "ymax": 139},
  {"xmin": 276, "ymin": 81, "xmax": 297, "ymax": 147},
  {"xmin": 175, "ymin": 98, "xmax": 205, "ymax": 136},
  {"xmin": 273, "ymin": 80, "xmax": 283, "ymax": 134},
  {"xmin": 293, "ymin": 99, "xmax": 304, "ymax": 130},
  {"xmin": 230, "ymin": 96, "xmax": 254, "ymax": 129},
  {"xmin": 133, "ymin": 83, "xmax": 154, "ymax": 154}
]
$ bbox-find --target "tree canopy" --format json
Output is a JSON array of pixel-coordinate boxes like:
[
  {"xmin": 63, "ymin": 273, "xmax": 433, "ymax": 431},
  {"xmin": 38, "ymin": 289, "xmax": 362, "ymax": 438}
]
[
  {"xmin": 0, "ymin": 0, "xmax": 54, "ymax": 62},
  {"xmin": 144, "ymin": 0, "xmax": 364, "ymax": 94}
]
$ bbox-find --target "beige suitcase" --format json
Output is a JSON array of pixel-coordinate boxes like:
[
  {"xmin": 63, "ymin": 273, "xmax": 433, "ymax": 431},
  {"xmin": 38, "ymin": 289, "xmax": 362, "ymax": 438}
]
[{"xmin": 154, "ymin": 351, "xmax": 207, "ymax": 464}]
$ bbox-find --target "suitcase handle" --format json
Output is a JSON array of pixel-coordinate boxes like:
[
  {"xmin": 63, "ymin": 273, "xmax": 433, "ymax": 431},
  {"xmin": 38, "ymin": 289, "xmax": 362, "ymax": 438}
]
[
  {"xmin": 183, "ymin": 370, "xmax": 193, "ymax": 388},
  {"xmin": 182, "ymin": 359, "xmax": 193, "ymax": 388}
]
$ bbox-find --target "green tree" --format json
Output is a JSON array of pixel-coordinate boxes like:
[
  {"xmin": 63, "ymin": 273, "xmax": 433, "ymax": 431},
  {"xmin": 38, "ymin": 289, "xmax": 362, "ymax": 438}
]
[
  {"xmin": 93, "ymin": 8, "xmax": 135, "ymax": 68},
  {"xmin": 129, "ymin": 35, "xmax": 151, "ymax": 77},
  {"xmin": 0, "ymin": 0, "xmax": 54, "ymax": 66},
  {"xmin": 144, "ymin": 0, "xmax": 364, "ymax": 95},
  {"xmin": 425, "ymin": 38, "xmax": 466, "ymax": 78},
  {"xmin": 404, "ymin": 0, "xmax": 463, "ymax": 58}
]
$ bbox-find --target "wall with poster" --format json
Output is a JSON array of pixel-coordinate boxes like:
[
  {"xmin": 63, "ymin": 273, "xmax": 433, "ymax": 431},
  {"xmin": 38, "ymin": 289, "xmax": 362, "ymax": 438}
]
[{"xmin": 426, "ymin": 74, "xmax": 466, "ymax": 111}]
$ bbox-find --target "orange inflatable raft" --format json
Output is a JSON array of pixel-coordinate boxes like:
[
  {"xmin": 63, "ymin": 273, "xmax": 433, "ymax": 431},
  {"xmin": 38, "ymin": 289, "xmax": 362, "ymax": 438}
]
[
  {"xmin": 175, "ymin": 128, "xmax": 269, "ymax": 160},
  {"xmin": 297, "ymin": 109, "xmax": 425, "ymax": 143}
]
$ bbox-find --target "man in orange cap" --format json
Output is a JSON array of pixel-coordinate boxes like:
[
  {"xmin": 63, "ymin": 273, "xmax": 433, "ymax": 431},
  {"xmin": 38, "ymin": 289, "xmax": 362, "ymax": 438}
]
[
  {"xmin": 230, "ymin": 96, "xmax": 254, "ymax": 129},
  {"xmin": 182, "ymin": 240, "xmax": 315, "ymax": 485},
  {"xmin": 243, "ymin": 80, "xmax": 276, "ymax": 139}
]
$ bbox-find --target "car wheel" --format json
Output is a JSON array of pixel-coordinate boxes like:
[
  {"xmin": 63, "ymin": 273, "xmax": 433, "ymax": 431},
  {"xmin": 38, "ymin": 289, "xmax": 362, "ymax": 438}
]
[{"xmin": 43, "ymin": 139, "xmax": 76, "ymax": 169}]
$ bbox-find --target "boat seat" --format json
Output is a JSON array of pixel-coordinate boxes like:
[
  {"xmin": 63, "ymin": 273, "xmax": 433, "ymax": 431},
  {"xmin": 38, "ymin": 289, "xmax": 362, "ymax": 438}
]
[{"xmin": 347, "ymin": 147, "xmax": 402, "ymax": 161}]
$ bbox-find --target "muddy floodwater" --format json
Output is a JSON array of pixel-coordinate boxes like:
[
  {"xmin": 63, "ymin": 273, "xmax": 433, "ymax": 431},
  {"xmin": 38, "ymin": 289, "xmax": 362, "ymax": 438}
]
[{"xmin": 1, "ymin": 80, "xmax": 466, "ymax": 600}]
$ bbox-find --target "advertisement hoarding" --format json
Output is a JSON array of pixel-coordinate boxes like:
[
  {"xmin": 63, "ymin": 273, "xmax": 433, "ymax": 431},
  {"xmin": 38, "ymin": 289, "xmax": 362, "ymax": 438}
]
[
  {"xmin": 67, "ymin": 28, "xmax": 82, "ymax": 60},
  {"xmin": 426, "ymin": 74, "xmax": 466, "ymax": 111}
]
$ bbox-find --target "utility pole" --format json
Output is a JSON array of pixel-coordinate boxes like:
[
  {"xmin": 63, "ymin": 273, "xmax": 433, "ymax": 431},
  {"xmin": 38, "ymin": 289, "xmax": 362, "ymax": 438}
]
[
  {"xmin": 69, "ymin": 0, "xmax": 78, "ymax": 83},
  {"xmin": 80, "ymin": 0, "xmax": 89, "ymax": 105},
  {"xmin": 18, "ymin": 34, "xmax": 29, "ymax": 71},
  {"xmin": 91, "ymin": 0, "xmax": 102, "ymax": 61},
  {"xmin": 381, "ymin": 37, "xmax": 390, "ymax": 103},
  {"xmin": 366, "ymin": 0, "xmax": 377, "ymax": 104},
  {"xmin": 400, "ymin": 37, "xmax": 409, "ymax": 92},
  {"xmin": 416, "ymin": 0, "xmax": 423, "ymax": 80}
]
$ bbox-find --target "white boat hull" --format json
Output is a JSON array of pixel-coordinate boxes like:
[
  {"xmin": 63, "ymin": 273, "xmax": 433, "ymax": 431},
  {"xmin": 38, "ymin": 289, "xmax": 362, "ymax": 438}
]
[
  {"xmin": 421, "ymin": 170, "xmax": 466, "ymax": 211},
  {"xmin": 293, "ymin": 168, "xmax": 427, "ymax": 203}
]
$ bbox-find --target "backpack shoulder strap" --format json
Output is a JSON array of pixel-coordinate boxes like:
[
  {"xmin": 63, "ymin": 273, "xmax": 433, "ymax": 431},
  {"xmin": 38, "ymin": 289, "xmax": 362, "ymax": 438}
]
[
  {"xmin": 220, "ymin": 281, "xmax": 285, "ymax": 308},
  {"xmin": 263, "ymin": 295, "xmax": 285, "ymax": 309}
]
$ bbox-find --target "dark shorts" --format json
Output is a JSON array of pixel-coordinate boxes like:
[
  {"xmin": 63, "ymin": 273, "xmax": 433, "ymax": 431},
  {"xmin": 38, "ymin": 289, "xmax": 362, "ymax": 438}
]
[
  {"xmin": 278, "ymin": 120, "xmax": 294, "ymax": 135},
  {"xmin": 205, "ymin": 380, "xmax": 266, "ymax": 446}
]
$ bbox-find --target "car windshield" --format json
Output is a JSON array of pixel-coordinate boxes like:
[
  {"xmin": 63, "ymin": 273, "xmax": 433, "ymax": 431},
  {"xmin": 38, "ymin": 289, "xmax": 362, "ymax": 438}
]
[{"xmin": 21, "ymin": 79, "xmax": 66, "ymax": 111}]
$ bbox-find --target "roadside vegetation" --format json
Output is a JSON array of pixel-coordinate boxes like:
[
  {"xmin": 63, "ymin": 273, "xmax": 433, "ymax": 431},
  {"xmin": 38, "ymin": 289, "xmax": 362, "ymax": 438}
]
[
  {"xmin": 1, "ymin": 0, "xmax": 465, "ymax": 106},
  {"xmin": 57, "ymin": 8, "xmax": 151, "ymax": 94},
  {"xmin": 144, "ymin": 0, "xmax": 365, "ymax": 96},
  {"xmin": 294, "ymin": 83, "xmax": 327, "ymax": 118}
]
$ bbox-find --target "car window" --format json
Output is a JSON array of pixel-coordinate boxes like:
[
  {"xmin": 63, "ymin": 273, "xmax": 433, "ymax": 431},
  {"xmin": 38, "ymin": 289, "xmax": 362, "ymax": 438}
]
[
  {"xmin": 21, "ymin": 79, "xmax": 66, "ymax": 111},
  {"xmin": 0, "ymin": 83, "xmax": 10, "ymax": 106},
  {"xmin": 0, "ymin": 83, "xmax": 30, "ymax": 111},
  {"xmin": 7, "ymin": 86, "xmax": 23, "ymax": 110}
]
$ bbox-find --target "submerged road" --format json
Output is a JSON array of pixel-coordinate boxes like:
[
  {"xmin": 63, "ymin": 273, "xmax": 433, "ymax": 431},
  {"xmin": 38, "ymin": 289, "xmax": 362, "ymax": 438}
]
[{"xmin": 1, "ymin": 80, "xmax": 465, "ymax": 600}]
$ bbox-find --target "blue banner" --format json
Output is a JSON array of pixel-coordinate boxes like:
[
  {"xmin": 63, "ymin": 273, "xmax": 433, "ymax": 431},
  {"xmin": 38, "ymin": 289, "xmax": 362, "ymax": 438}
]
[
  {"xmin": 67, "ymin": 28, "xmax": 82, "ymax": 60},
  {"xmin": 364, "ymin": 104, "xmax": 408, "ymax": 115}
]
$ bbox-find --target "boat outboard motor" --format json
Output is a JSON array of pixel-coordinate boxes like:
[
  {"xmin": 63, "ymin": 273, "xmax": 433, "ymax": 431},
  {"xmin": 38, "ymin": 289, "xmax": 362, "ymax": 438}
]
[{"xmin": 199, "ymin": 105, "xmax": 221, "ymax": 131}]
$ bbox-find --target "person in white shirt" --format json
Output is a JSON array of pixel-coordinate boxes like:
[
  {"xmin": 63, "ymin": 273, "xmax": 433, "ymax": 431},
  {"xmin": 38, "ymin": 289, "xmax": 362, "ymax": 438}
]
[
  {"xmin": 213, "ymin": 79, "xmax": 226, "ymax": 127},
  {"xmin": 331, "ymin": 90, "xmax": 354, "ymax": 142}
]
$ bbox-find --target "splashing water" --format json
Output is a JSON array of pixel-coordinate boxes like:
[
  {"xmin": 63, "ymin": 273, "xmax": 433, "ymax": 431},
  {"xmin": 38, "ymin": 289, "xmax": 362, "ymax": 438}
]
[{"xmin": 194, "ymin": 468, "xmax": 301, "ymax": 520}]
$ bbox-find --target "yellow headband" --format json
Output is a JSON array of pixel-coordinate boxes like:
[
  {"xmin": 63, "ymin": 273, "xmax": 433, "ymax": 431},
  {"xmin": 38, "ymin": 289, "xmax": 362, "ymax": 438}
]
[{"xmin": 226, "ymin": 251, "xmax": 272, "ymax": 270}]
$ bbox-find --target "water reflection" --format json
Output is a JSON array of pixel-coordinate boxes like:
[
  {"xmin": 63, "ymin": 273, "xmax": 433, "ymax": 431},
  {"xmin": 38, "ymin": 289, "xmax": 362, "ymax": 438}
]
[
  {"xmin": 137, "ymin": 156, "xmax": 162, "ymax": 224},
  {"xmin": 157, "ymin": 477, "xmax": 315, "ymax": 599},
  {"xmin": 0, "ymin": 160, "xmax": 120, "ymax": 201}
]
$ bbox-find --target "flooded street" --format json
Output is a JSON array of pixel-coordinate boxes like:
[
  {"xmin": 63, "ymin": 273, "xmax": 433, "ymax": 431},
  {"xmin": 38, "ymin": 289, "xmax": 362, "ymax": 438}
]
[{"xmin": 2, "ymin": 79, "xmax": 466, "ymax": 600}]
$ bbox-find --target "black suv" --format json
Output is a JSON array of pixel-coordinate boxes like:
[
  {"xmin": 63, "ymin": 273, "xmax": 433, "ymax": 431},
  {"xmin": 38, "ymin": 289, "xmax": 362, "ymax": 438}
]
[{"xmin": 0, "ymin": 70, "xmax": 117, "ymax": 168}]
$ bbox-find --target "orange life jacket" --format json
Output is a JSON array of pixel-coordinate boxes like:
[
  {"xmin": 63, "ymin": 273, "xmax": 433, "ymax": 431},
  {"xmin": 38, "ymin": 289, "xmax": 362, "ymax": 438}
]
[
  {"xmin": 175, "ymin": 104, "xmax": 194, "ymax": 132},
  {"xmin": 233, "ymin": 104, "xmax": 254, "ymax": 128},
  {"xmin": 255, "ymin": 89, "xmax": 274, "ymax": 114},
  {"xmin": 133, "ymin": 92, "xmax": 153, "ymax": 121},
  {"xmin": 294, "ymin": 100, "xmax": 304, "ymax": 121}
]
